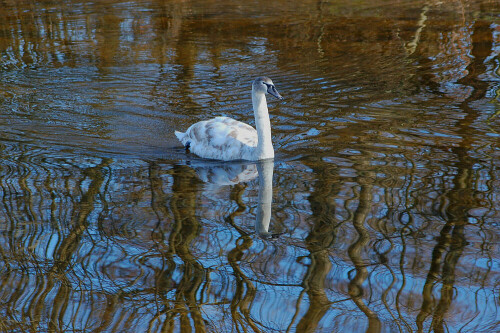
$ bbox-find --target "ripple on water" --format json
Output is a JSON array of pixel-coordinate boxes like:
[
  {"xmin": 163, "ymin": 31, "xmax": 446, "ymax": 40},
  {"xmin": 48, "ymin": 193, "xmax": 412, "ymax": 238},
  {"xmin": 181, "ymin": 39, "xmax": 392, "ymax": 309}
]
[{"xmin": 0, "ymin": 0, "xmax": 500, "ymax": 332}]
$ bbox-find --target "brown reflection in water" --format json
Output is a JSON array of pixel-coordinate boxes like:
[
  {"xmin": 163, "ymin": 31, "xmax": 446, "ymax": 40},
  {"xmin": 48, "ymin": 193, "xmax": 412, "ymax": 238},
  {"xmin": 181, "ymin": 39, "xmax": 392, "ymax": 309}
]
[
  {"xmin": 0, "ymin": 156, "xmax": 112, "ymax": 331},
  {"xmin": 170, "ymin": 165, "xmax": 206, "ymax": 332},
  {"xmin": 48, "ymin": 160, "xmax": 112, "ymax": 332},
  {"xmin": 225, "ymin": 183, "xmax": 260, "ymax": 332},
  {"xmin": 151, "ymin": 163, "xmax": 207, "ymax": 332},
  {"xmin": 0, "ymin": 0, "xmax": 499, "ymax": 332},
  {"xmin": 346, "ymin": 161, "xmax": 382, "ymax": 333},
  {"xmin": 294, "ymin": 158, "xmax": 338, "ymax": 332},
  {"xmin": 417, "ymin": 18, "xmax": 494, "ymax": 333}
]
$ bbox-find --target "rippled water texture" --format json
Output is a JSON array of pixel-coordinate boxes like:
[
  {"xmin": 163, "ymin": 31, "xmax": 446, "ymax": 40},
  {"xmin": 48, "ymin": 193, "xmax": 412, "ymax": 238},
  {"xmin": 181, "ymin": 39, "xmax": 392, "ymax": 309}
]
[{"xmin": 0, "ymin": 0, "xmax": 499, "ymax": 332}]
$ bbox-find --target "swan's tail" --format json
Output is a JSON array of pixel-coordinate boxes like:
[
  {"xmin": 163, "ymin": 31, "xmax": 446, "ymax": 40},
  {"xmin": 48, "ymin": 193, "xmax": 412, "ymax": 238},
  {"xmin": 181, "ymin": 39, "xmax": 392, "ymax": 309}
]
[
  {"xmin": 175, "ymin": 131, "xmax": 192, "ymax": 151},
  {"xmin": 174, "ymin": 130, "xmax": 186, "ymax": 143}
]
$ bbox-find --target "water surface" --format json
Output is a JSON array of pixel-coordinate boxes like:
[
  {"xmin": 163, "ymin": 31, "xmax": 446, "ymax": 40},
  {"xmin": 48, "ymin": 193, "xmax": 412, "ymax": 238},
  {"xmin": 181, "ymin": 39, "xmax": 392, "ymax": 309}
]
[{"xmin": 0, "ymin": 0, "xmax": 499, "ymax": 332}]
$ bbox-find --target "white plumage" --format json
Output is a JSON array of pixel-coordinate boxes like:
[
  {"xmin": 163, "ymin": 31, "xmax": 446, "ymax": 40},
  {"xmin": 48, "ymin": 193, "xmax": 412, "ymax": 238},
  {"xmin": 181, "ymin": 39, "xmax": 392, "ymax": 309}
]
[
  {"xmin": 175, "ymin": 116, "xmax": 257, "ymax": 161},
  {"xmin": 175, "ymin": 76, "xmax": 283, "ymax": 161}
]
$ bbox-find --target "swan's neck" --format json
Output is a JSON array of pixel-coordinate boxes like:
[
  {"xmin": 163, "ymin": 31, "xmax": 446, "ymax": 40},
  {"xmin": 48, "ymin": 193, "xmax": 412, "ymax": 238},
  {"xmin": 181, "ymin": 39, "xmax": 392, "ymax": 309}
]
[{"xmin": 252, "ymin": 91, "xmax": 274, "ymax": 160}]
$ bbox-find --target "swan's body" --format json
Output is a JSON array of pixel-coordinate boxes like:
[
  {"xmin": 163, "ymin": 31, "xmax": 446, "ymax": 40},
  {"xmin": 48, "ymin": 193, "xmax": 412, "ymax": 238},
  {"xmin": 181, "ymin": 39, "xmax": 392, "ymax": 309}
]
[{"xmin": 175, "ymin": 76, "xmax": 282, "ymax": 161}]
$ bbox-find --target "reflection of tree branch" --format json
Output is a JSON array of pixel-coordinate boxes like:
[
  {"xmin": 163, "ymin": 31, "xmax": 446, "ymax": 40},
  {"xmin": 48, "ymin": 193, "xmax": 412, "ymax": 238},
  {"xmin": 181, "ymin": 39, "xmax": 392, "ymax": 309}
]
[
  {"xmin": 147, "ymin": 162, "xmax": 178, "ymax": 329},
  {"xmin": 395, "ymin": 232, "xmax": 413, "ymax": 333},
  {"xmin": 48, "ymin": 159, "xmax": 111, "ymax": 331},
  {"xmin": 347, "ymin": 179, "xmax": 381, "ymax": 333},
  {"xmin": 228, "ymin": 236, "xmax": 259, "ymax": 332},
  {"xmin": 405, "ymin": 5, "xmax": 429, "ymax": 55},
  {"xmin": 373, "ymin": 231, "xmax": 411, "ymax": 332},
  {"xmin": 225, "ymin": 184, "xmax": 261, "ymax": 332},
  {"xmin": 225, "ymin": 183, "xmax": 249, "ymax": 235}
]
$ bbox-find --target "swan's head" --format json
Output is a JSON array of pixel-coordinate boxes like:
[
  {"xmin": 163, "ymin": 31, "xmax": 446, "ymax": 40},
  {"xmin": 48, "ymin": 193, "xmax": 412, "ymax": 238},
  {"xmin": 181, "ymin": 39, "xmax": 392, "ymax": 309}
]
[{"xmin": 252, "ymin": 76, "xmax": 283, "ymax": 100}]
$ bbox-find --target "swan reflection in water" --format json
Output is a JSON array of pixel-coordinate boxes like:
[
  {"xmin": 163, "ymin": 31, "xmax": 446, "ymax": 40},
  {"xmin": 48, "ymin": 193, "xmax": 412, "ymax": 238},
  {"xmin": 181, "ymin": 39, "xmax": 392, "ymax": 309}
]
[{"xmin": 187, "ymin": 158, "xmax": 279, "ymax": 239}]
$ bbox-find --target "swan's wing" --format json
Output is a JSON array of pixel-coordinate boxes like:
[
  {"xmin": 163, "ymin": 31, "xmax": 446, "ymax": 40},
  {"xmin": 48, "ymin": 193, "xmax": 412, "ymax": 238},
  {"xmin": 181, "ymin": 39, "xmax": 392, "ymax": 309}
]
[
  {"xmin": 184, "ymin": 117, "xmax": 257, "ymax": 160},
  {"xmin": 216, "ymin": 117, "xmax": 257, "ymax": 146}
]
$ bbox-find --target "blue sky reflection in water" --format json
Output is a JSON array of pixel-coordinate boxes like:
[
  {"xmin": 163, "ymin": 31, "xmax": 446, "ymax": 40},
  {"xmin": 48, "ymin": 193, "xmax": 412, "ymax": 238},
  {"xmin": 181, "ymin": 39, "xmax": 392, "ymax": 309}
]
[{"xmin": 0, "ymin": 0, "xmax": 499, "ymax": 332}]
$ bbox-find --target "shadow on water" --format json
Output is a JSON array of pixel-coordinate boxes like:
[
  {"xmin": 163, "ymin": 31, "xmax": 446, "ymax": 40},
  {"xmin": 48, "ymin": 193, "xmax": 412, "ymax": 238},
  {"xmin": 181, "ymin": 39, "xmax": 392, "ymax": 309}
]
[{"xmin": 0, "ymin": 0, "xmax": 499, "ymax": 332}]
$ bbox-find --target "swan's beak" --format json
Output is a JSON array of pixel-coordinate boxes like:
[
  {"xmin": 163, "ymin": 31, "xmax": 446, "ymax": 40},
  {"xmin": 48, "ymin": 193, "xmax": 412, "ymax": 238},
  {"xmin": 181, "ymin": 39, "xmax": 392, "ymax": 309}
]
[{"xmin": 267, "ymin": 85, "xmax": 283, "ymax": 100}]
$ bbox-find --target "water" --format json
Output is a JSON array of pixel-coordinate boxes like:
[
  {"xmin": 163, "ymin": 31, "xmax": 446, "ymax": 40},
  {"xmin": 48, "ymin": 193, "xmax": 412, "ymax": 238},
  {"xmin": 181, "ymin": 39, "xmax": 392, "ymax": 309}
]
[{"xmin": 0, "ymin": 0, "xmax": 499, "ymax": 332}]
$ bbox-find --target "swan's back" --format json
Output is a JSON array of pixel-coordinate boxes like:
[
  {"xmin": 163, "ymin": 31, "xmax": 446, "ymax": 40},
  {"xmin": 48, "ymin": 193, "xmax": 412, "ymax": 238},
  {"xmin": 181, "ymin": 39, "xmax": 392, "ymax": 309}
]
[{"xmin": 175, "ymin": 116, "xmax": 257, "ymax": 161}]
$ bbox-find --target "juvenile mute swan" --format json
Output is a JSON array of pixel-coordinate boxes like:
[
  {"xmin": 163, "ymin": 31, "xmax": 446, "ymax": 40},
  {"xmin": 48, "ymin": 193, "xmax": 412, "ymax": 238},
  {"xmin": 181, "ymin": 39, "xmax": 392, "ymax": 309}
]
[{"xmin": 175, "ymin": 76, "xmax": 283, "ymax": 161}]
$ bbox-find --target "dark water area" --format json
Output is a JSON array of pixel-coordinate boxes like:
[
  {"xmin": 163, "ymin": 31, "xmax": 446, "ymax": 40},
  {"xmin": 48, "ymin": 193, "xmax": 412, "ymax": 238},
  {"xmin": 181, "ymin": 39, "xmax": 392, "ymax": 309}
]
[{"xmin": 0, "ymin": 0, "xmax": 499, "ymax": 332}]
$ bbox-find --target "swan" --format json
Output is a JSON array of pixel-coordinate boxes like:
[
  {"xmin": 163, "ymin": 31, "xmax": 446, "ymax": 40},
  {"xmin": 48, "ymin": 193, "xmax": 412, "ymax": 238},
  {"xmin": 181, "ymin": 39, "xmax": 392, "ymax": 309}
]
[{"xmin": 175, "ymin": 76, "xmax": 283, "ymax": 161}]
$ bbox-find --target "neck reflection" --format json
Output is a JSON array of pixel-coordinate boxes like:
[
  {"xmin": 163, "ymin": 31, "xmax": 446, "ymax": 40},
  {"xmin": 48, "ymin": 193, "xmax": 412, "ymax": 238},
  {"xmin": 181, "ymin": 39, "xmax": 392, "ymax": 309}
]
[
  {"xmin": 255, "ymin": 159, "xmax": 277, "ymax": 239},
  {"xmin": 189, "ymin": 158, "xmax": 276, "ymax": 238}
]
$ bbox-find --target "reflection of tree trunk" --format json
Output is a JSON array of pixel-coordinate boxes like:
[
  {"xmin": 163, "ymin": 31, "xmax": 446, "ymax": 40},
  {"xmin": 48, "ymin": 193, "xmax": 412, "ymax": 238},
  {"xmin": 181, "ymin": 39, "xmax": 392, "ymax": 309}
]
[
  {"xmin": 347, "ymin": 177, "xmax": 381, "ymax": 333},
  {"xmin": 228, "ymin": 240, "xmax": 259, "ymax": 332},
  {"xmin": 153, "ymin": 1, "xmax": 187, "ymax": 64},
  {"xmin": 433, "ymin": 19, "xmax": 492, "ymax": 333},
  {"xmin": 431, "ymin": 226, "xmax": 466, "ymax": 333},
  {"xmin": 417, "ymin": 19, "xmax": 492, "ymax": 333},
  {"xmin": 415, "ymin": 223, "xmax": 452, "ymax": 332},
  {"xmin": 148, "ymin": 162, "xmax": 178, "ymax": 331},
  {"xmin": 145, "ymin": 164, "xmax": 206, "ymax": 332},
  {"xmin": 416, "ymin": 171, "xmax": 469, "ymax": 333},
  {"xmin": 167, "ymin": 165, "xmax": 206, "ymax": 332},
  {"xmin": 295, "ymin": 160, "xmax": 338, "ymax": 332},
  {"xmin": 171, "ymin": 20, "xmax": 198, "ymax": 111},
  {"xmin": 295, "ymin": 248, "xmax": 332, "ymax": 333},
  {"xmin": 95, "ymin": 7, "xmax": 121, "ymax": 72},
  {"xmin": 225, "ymin": 184, "xmax": 260, "ymax": 331}
]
